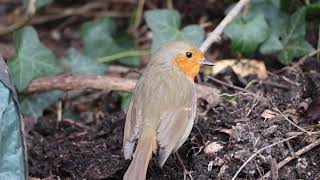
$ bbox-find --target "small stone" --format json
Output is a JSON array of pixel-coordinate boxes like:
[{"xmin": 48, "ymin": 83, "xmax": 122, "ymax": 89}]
[{"xmin": 204, "ymin": 142, "xmax": 223, "ymax": 154}]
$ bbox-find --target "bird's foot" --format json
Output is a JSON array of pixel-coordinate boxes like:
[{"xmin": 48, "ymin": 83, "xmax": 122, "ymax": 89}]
[{"xmin": 183, "ymin": 169, "xmax": 194, "ymax": 180}]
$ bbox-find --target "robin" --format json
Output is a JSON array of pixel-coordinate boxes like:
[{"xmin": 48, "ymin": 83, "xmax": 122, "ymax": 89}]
[{"xmin": 123, "ymin": 40, "xmax": 213, "ymax": 180}]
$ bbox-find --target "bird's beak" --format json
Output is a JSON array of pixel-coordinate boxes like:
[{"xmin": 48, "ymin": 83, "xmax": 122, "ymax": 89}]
[{"xmin": 201, "ymin": 60, "xmax": 214, "ymax": 66}]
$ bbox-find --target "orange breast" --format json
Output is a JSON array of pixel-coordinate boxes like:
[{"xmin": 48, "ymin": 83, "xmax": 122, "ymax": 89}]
[{"xmin": 172, "ymin": 56, "xmax": 200, "ymax": 81}]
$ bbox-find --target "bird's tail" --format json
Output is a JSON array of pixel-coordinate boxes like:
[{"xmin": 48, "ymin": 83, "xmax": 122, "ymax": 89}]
[{"xmin": 124, "ymin": 126, "xmax": 157, "ymax": 180}]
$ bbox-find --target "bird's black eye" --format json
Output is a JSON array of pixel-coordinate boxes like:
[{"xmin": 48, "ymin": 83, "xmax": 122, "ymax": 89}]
[{"xmin": 186, "ymin": 52, "xmax": 192, "ymax": 58}]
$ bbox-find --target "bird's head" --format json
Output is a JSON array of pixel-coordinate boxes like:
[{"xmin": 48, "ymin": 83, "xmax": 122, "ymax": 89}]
[{"xmin": 151, "ymin": 41, "xmax": 213, "ymax": 81}]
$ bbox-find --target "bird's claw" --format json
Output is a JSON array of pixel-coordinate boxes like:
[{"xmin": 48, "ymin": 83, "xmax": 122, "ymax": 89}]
[{"xmin": 183, "ymin": 169, "xmax": 194, "ymax": 180}]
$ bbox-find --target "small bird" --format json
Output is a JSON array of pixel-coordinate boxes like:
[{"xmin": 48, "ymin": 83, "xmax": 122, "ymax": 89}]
[{"xmin": 123, "ymin": 40, "xmax": 213, "ymax": 180}]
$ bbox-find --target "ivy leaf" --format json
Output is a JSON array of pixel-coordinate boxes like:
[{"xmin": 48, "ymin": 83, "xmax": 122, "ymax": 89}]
[
  {"xmin": 180, "ymin": 25, "xmax": 205, "ymax": 48},
  {"xmin": 20, "ymin": 90, "xmax": 64, "ymax": 119},
  {"xmin": 249, "ymin": 0, "xmax": 288, "ymax": 34},
  {"xmin": 278, "ymin": 38, "xmax": 314, "ymax": 65},
  {"xmin": 22, "ymin": 0, "xmax": 53, "ymax": 9},
  {"xmin": 62, "ymin": 48, "xmax": 107, "ymax": 75},
  {"xmin": 277, "ymin": 8, "xmax": 314, "ymax": 64},
  {"xmin": 81, "ymin": 18, "xmax": 141, "ymax": 67},
  {"xmin": 259, "ymin": 34, "xmax": 283, "ymax": 54},
  {"xmin": 281, "ymin": 8, "xmax": 307, "ymax": 42},
  {"xmin": 0, "ymin": 58, "xmax": 27, "ymax": 180},
  {"xmin": 81, "ymin": 17, "xmax": 117, "ymax": 58},
  {"xmin": 144, "ymin": 9, "xmax": 204, "ymax": 53},
  {"xmin": 114, "ymin": 33, "xmax": 141, "ymax": 67},
  {"xmin": 7, "ymin": 26, "xmax": 63, "ymax": 92},
  {"xmin": 225, "ymin": 14, "xmax": 270, "ymax": 55},
  {"xmin": 227, "ymin": 0, "xmax": 287, "ymax": 55}
]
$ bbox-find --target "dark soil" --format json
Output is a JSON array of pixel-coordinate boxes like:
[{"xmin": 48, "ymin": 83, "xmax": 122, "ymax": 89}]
[
  {"xmin": 1, "ymin": 0, "xmax": 319, "ymax": 179},
  {"xmin": 27, "ymin": 57, "xmax": 320, "ymax": 180}
]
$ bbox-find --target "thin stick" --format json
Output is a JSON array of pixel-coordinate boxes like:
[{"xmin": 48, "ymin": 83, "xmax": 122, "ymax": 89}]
[
  {"xmin": 166, "ymin": 0, "xmax": 174, "ymax": 9},
  {"xmin": 271, "ymin": 101, "xmax": 312, "ymax": 135},
  {"xmin": 98, "ymin": 50, "xmax": 148, "ymax": 63},
  {"xmin": 296, "ymin": 48, "xmax": 320, "ymax": 66},
  {"xmin": 132, "ymin": 0, "xmax": 145, "ymax": 31},
  {"xmin": 260, "ymin": 138, "xmax": 320, "ymax": 179},
  {"xmin": 231, "ymin": 135, "xmax": 298, "ymax": 180},
  {"xmin": 25, "ymin": 75, "xmax": 221, "ymax": 100},
  {"xmin": 175, "ymin": 152, "xmax": 193, "ymax": 180},
  {"xmin": 0, "ymin": 0, "xmax": 37, "ymax": 36},
  {"xmin": 317, "ymin": 25, "xmax": 320, "ymax": 59},
  {"xmin": 276, "ymin": 47, "xmax": 320, "ymax": 74},
  {"xmin": 200, "ymin": 0, "xmax": 250, "ymax": 52},
  {"xmin": 31, "ymin": 3, "xmax": 131, "ymax": 25},
  {"xmin": 208, "ymin": 76, "xmax": 252, "ymax": 94}
]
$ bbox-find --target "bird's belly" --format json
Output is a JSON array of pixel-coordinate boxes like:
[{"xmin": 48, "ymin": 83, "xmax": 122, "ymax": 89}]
[{"xmin": 141, "ymin": 79, "xmax": 194, "ymax": 128}]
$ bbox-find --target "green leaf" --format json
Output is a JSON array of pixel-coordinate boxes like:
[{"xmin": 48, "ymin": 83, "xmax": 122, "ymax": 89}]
[
  {"xmin": 281, "ymin": 8, "xmax": 307, "ymax": 44},
  {"xmin": 181, "ymin": 25, "xmax": 205, "ymax": 48},
  {"xmin": 22, "ymin": 0, "xmax": 53, "ymax": 9},
  {"xmin": 306, "ymin": 3, "xmax": 320, "ymax": 18},
  {"xmin": 81, "ymin": 18, "xmax": 141, "ymax": 67},
  {"xmin": 81, "ymin": 17, "xmax": 117, "ymax": 58},
  {"xmin": 225, "ymin": 14, "xmax": 270, "ymax": 55},
  {"xmin": 235, "ymin": 0, "xmax": 287, "ymax": 55},
  {"xmin": 114, "ymin": 33, "xmax": 141, "ymax": 67},
  {"xmin": 243, "ymin": 3, "xmax": 314, "ymax": 64},
  {"xmin": 62, "ymin": 48, "xmax": 107, "ymax": 75},
  {"xmin": 7, "ymin": 26, "xmax": 63, "ymax": 92},
  {"xmin": 144, "ymin": 9, "xmax": 204, "ymax": 53},
  {"xmin": 260, "ymin": 35, "xmax": 283, "ymax": 54},
  {"xmin": 0, "ymin": 68, "xmax": 27, "ymax": 180},
  {"xmin": 117, "ymin": 92, "xmax": 132, "ymax": 112},
  {"xmin": 278, "ymin": 39, "xmax": 314, "ymax": 65},
  {"xmin": 20, "ymin": 90, "xmax": 64, "ymax": 119},
  {"xmin": 249, "ymin": 0, "xmax": 288, "ymax": 34},
  {"xmin": 277, "ymin": 8, "xmax": 314, "ymax": 64}
]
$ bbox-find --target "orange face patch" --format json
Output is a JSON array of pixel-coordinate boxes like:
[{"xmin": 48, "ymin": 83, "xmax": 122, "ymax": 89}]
[{"xmin": 172, "ymin": 48, "xmax": 205, "ymax": 81}]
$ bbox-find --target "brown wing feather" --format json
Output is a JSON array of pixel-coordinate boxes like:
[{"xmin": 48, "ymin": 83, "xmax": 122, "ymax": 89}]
[
  {"xmin": 123, "ymin": 82, "xmax": 143, "ymax": 159},
  {"xmin": 157, "ymin": 91, "xmax": 197, "ymax": 167}
]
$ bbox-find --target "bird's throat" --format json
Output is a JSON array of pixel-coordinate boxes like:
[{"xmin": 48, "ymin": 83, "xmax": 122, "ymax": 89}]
[{"xmin": 172, "ymin": 57, "xmax": 200, "ymax": 81}]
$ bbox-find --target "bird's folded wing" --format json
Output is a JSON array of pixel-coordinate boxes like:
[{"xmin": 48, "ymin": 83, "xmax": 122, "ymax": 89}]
[{"xmin": 157, "ymin": 95, "xmax": 196, "ymax": 167}]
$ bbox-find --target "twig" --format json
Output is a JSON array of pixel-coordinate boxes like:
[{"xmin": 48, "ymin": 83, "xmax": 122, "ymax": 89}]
[
  {"xmin": 0, "ymin": 0, "xmax": 37, "ymax": 36},
  {"xmin": 25, "ymin": 75, "xmax": 221, "ymax": 100},
  {"xmin": 200, "ymin": 0, "xmax": 250, "ymax": 52},
  {"xmin": 269, "ymin": 158, "xmax": 279, "ymax": 180},
  {"xmin": 285, "ymin": 141, "xmax": 297, "ymax": 158},
  {"xmin": 317, "ymin": 25, "xmax": 320, "ymax": 59},
  {"xmin": 57, "ymin": 101, "xmax": 62, "ymax": 122},
  {"xmin": 260, "ymin": 138, "xmax": 320, "ymax": 179},
  {"xmin": 261, "ymin": 81, "xmax": 290, "ymax": 90},
  {"xmin": 245, "ymin": 97, "xmax": 258, "ymax": 117},
  {"xmin": 132, "ymin": 0, "xmax": 146, "ymax": 31},
  {"xmin": 108, "ymin": 64, "xmax": 142, "ymax": 74},
  {"xmin": 278, "ymin": 48, "xmax": 320, "ymax": 73},
  {"xmin": 271, "ymin": 101, "xmax": 312, "ymax": 135},
  {"xmin": 166, "ymin": 0, "xmax": 174, "ymax": 9},
  {"xmin": 62, "ymin": 118, "xmax": 91, "ymax": 130},
  {"xmin": 31, "ymin": 3, "xmax": 131, "ymax": 24},
  {"xmin": 286, "ymin": 131, "xmax": 320, "ymax": 137},
  {"xmin": 208, "ymin": 76, "xmax": 253, "ymax": 94},
  {"xmin": 296, "ymin": 48, "xmax": 320, "ymax": 66},
  {"xmin": 98, "ymin": 50, "xmax": 148, "ymax": 63},
  {"xmin": 231, "ymin": 135, "xmax": 298, "ymax": 180}
]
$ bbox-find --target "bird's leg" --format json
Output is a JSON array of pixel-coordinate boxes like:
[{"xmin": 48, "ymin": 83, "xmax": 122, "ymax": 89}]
[{"xmin": 175, "ymin": 152, "xmax": 193, "ymax": 180}]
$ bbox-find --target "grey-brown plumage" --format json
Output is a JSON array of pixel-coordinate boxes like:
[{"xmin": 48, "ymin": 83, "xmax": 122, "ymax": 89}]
[{"xmin": 123, "ymin": 41, "xmax": 200, "ymax": 180}]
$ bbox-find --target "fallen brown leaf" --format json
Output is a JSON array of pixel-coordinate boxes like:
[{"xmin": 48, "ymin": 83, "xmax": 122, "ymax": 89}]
[{"xmin": 210, "ymin": 59, "xmax": 268, "ymax": 80}]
